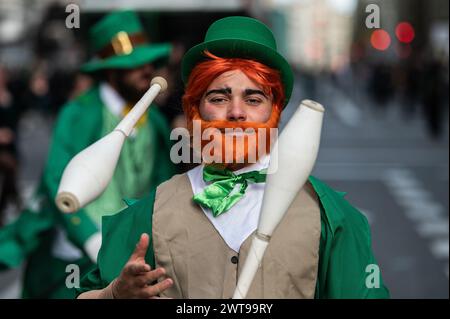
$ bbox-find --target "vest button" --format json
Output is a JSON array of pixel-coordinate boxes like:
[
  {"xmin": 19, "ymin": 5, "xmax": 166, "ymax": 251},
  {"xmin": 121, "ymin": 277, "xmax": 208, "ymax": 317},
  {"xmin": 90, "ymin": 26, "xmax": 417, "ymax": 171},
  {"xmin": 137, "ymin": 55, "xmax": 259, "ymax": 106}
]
[{"xmin": 231, "ymin": 256, "xmax": 239, "ymax": 264}]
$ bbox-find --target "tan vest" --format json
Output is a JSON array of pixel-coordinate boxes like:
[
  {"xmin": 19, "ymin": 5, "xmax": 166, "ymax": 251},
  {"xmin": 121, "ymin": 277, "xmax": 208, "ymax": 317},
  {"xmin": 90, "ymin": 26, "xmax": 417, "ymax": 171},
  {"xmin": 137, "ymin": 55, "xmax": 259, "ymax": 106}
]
[{"xmin": 152, "ymin": 173, "xmax": 321, "ymax": 299}]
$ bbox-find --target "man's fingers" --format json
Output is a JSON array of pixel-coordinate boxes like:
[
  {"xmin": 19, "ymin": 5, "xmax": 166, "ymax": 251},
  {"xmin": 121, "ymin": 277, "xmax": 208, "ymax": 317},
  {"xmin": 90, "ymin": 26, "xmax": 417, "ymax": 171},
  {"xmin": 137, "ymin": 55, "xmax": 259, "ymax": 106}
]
[
  {"xmin": 125, "ymin": 262, "xmax": 151, "ymax": 276},
  {"xmin": 127, "ymin": 267, "xmax": 168, "ymax": 288},
  {"xmin": 143, "ymin": 278, "xmax": 173, "ymax": 298},
  {"xmin": 129, "ymin": 233, "xmax": 149, "ymax": 261},
  {"xmin": 142, "ymin": 267, "xmax": 167, "ymax": 284}
]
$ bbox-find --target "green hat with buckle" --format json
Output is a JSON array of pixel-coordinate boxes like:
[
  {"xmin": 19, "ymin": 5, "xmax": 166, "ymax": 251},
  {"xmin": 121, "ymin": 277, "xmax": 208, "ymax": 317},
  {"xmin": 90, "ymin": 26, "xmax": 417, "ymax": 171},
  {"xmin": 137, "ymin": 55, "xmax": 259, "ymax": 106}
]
[
  {"xmin": 80, "ymin": 10, "xmax": 171, "ymax": 73},
  {"xmin": 181, "ymin": 16, "xmax": 294, "ymax": 107}
]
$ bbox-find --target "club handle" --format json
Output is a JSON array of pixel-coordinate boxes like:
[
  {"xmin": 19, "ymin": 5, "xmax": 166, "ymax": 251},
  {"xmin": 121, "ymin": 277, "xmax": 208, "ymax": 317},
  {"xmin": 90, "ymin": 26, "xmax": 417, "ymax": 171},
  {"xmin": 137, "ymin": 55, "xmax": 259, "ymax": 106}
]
[{"xmin": 115, "ymin": 76, "xmax": 168, "ymax": 136}]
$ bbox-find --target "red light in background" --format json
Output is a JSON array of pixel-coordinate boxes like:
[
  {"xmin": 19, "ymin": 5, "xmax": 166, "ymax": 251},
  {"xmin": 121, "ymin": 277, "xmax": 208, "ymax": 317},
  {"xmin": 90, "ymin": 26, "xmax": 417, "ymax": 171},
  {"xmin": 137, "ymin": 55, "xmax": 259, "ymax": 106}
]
[
  {"xmin": 371, "ymin": 29, "xmax": 391, "ymax": 51},
  {"xmin": 396, "ymin": 22, "xmax": 415, "ymax": 44}
]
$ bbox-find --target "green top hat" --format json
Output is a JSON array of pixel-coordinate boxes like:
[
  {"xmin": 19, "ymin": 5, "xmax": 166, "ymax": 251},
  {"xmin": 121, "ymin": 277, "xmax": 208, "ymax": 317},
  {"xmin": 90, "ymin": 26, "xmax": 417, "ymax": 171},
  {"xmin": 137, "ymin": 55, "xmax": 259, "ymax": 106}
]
[
  {"xmin": 80, "ymin": 10, "xmax": 171, "ymax": 73},
  {"xmin": 181, "ymin": 16, "xmax": 294, "ymax": 107}
]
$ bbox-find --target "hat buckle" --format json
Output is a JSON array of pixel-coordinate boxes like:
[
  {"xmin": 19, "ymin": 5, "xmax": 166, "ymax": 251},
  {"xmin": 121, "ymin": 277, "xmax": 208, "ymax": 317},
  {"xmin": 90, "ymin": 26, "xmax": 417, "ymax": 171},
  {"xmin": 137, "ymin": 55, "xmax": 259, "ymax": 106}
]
[{"xmin": 111, "ymin": 31, "xmax": 133, "ymax": 56}]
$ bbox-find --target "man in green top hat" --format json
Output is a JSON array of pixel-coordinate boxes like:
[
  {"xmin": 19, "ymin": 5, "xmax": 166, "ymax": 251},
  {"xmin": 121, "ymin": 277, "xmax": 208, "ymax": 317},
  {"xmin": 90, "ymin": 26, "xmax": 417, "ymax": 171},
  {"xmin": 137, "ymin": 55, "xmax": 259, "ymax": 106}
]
[
  {"xmin": 0, "ymin": 10, "xmax": 177, "ymax": 298},
  {"xmin": 77, "ymin": 16, "xmax": 390, "ymax": 299}
]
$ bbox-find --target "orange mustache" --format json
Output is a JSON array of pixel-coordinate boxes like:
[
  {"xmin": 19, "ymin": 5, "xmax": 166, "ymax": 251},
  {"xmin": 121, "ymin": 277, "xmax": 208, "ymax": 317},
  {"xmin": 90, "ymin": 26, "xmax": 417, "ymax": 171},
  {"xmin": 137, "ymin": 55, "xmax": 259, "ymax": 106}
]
[{"xmin": 188, "ymin": 107, "xmax": 281, "ymax": 167}]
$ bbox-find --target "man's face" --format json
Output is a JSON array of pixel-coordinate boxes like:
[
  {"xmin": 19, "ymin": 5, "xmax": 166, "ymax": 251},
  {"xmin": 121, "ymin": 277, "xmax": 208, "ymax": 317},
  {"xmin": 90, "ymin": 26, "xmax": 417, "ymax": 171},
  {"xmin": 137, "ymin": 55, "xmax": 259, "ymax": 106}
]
[
  {"xmin": 199, "ymin": 70, "xmax": 273, "ymax": 123},
  {"xmin": 112, "ymin": 64, "xmax": 154, "ymax": 103},
  {"xmin": 194, "ymin": 70, "xmax": 279, "ymax": 167}
]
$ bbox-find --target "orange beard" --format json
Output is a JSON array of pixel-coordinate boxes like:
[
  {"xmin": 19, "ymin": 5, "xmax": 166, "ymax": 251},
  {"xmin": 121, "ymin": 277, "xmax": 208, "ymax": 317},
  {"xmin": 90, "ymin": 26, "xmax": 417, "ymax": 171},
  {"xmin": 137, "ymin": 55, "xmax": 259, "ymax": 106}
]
[{"xmin": 188, "ymin": 107, "xmax": 281, "ymax": 170}]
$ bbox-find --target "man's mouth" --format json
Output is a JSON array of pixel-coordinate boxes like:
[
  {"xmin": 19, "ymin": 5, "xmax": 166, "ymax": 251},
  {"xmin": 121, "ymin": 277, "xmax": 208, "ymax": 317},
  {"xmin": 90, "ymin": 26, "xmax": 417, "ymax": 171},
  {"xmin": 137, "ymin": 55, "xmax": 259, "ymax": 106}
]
[
  {"xmin": 218, "ymin": 128, "xmax": 258, "ymax": 135},
  {"xmin": 223, "ymin": 131, "xmax": 257, "ymax": 137}
]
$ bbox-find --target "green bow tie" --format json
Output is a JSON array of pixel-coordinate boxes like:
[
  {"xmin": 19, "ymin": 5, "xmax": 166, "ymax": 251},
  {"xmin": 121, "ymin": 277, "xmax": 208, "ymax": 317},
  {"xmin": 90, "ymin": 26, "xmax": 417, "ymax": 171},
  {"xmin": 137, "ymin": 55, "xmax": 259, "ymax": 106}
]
[{"xmin": 193, "ymin": 165, "xmax": 267, "ymax": 217}]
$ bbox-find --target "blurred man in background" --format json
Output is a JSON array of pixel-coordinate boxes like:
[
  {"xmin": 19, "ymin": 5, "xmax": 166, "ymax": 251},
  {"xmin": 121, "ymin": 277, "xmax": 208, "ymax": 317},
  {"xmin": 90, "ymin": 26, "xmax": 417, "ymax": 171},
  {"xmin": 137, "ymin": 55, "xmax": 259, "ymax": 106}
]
[{"xmin": 0, "ymin": 10, "xmax": 177, "ymax": 298}]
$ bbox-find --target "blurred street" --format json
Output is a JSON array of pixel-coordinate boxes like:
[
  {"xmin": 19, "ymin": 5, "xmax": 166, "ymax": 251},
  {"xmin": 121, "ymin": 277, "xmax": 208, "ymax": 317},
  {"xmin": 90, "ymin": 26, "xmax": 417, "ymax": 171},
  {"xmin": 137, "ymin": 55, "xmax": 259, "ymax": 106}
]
[{"xmin": 287, "ymin": 73, "xmax": 449, "ymax": 298}]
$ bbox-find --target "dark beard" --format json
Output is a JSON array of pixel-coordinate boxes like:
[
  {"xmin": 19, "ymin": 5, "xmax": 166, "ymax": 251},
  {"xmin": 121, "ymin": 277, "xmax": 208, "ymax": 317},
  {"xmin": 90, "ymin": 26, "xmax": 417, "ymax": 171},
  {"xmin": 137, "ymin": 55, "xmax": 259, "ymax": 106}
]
[{"xmin": 115, "ymin": 74, "xmax": 149, "ymax": 104}]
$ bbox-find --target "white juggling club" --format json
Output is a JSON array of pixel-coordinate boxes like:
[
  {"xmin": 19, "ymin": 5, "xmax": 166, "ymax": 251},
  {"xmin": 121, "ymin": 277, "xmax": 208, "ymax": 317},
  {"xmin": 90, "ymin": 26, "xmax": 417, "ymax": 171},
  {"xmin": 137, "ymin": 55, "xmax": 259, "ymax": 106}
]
[
  {"xmin": 232, "ymin": 99, "xmax": 325, "ymax": 299},
  {"xmin": 55, "ymin": 77, "xmax": 168, "ymax": 213}
]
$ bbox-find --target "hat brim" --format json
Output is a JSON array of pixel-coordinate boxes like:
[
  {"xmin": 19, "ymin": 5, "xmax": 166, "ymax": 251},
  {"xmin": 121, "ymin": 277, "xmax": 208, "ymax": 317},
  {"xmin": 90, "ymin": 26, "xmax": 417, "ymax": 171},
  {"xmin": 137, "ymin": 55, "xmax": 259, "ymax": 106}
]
[
  {"xmin": 80, "ymin": 43, "xmax": 172, "ymax": 73},
  {"xmin": 181, "ymin": 39, "xmax": 293, "ymax": 107}
]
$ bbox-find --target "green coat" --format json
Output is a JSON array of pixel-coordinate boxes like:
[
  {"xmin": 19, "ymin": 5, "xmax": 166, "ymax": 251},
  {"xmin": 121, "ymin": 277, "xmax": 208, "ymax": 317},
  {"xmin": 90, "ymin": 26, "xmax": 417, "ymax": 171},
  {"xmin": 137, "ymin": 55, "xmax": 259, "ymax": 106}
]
[
  {"xmin": 77, "ymin": 176, "xmax": 390, "ymax": 299},
  {"xmin": 0, "ymin": 86, "xmax": 177, "ymax": 298}
]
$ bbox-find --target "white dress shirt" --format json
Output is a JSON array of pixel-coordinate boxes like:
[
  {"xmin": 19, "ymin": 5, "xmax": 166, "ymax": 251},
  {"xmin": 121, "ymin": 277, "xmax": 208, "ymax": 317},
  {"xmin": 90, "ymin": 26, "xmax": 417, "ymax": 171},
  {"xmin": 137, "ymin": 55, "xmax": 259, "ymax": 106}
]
[{"xmin": 187, "ymin": 156, "xmax": 270, "ymax": 252}]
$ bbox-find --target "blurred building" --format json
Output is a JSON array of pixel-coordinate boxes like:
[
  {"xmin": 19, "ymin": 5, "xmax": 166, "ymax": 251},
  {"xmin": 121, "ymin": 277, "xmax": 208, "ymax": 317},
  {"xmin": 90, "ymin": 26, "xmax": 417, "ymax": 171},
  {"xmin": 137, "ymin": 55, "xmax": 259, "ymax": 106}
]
[
  {"xmin": 0, "ymin": 0, "xmax": 255, "ymax": 70},
  {"xmin": 255, "ymin": 0, "xmax": 449, "ymax": 72},
  {"xmin": 78, "ymin": 0, "xmax": 243, "ymax": 11},
  {"xmin": 260, "ymin": 0, "xmax": 358, "ymax": 72},
  {"xmin": 353, "ymin": 0, "xmax": 449, "ymax": 63},
  {"xmin": 0, "ymin": 0, "xmax": 65, "ymax": 70}
]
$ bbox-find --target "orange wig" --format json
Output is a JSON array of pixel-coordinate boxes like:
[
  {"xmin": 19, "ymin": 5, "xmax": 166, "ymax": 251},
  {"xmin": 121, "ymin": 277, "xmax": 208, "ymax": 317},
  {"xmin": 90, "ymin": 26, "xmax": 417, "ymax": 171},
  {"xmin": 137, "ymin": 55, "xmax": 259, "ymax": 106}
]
[{"xmin": 182, "ymin": 51, "xmax": 285, "ymax": 128}]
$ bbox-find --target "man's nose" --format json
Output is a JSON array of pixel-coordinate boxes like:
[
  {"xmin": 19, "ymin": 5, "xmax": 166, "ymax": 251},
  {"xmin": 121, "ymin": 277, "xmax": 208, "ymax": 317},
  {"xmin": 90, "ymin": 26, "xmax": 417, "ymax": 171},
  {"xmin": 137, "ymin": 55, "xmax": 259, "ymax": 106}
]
[{"xmin": 227, "ymin": 99, "xmax": 247, "ymax": 122}]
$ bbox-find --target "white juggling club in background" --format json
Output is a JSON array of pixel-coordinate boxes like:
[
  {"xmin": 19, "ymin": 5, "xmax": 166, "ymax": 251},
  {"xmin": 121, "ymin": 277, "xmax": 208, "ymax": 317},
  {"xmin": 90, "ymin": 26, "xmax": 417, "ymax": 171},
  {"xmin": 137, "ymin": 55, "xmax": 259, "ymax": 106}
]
[
  {"xmin": 55, "ymin": 77, "xmax": 168, "ymax": 213},
  {"xmin": 233, "ymin": 99, "xmax": 325, "ymax": 299}
]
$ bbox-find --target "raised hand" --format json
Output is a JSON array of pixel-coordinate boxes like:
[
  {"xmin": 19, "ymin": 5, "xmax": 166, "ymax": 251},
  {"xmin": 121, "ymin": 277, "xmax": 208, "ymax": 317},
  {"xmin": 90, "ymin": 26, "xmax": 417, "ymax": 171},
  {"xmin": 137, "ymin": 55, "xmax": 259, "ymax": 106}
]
[{"xmin": 111, "ymin": 233, "xmax": 173, "ymax": 299}]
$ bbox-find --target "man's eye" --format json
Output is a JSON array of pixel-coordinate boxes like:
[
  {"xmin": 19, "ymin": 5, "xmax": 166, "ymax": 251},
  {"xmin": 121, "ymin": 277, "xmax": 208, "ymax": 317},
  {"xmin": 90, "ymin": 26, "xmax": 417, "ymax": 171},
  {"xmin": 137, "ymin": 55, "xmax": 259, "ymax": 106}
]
[
  {"xmin": 246, "ymin": 98, "xmax": 262, "ymax": 105},
  {"xmin": 209, "ymin": 97, "xmax": 228, "ymax": 103}
]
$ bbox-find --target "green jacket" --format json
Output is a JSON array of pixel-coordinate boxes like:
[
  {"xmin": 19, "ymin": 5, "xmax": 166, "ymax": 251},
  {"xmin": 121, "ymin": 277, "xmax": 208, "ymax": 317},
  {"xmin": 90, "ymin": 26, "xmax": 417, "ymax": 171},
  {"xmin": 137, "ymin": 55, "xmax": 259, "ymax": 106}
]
[
  {"xmin": 0, "ymin": 86, "xmax": 177, "ymax": 298},
  {"xmin": 77, "ymin": 176, "xmax": 390, "ymax": 299}
]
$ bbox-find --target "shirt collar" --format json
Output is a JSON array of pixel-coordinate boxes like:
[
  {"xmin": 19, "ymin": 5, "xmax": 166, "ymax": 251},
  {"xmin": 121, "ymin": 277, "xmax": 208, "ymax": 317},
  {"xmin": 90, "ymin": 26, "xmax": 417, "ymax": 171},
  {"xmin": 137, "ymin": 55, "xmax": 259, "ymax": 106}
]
[
  {"xmin": 99, "ymin": 82, "xmax": 126, "ymax": 117},
  {"xmin": 207, "ymin": 154, "xmax": 271, "ymax": 175}
]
